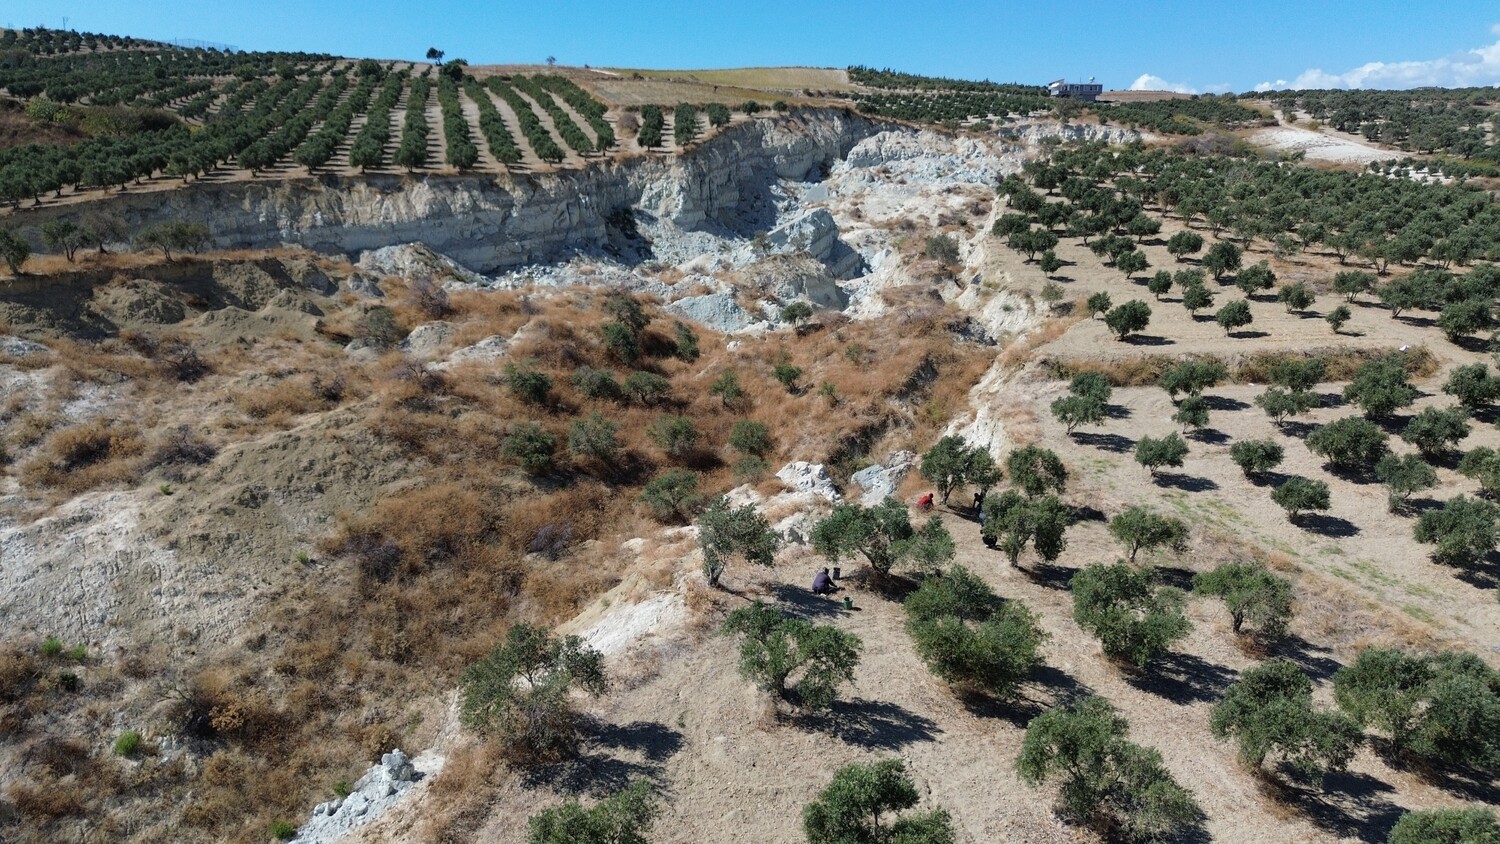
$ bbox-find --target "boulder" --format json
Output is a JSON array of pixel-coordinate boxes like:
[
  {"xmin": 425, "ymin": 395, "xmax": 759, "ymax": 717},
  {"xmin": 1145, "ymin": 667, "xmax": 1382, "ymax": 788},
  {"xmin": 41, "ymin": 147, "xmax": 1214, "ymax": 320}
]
[
  {"xmin": 400, "ymin": 321, "xmax": 456, "ymax": 359},
  {"xmin": 850, "ymin": 450, "xmax": 916, "ymax": 505},
  {"xmin": 776, "ymin": 461, "xmax": 841, "ymax": 503},
  {"xmin": 667, "ymin": 293, "xmax": 759, "ymax": 334},
  {"xmin": 289, "ymin": 748, "xmax": 422, "ymax": 843}
]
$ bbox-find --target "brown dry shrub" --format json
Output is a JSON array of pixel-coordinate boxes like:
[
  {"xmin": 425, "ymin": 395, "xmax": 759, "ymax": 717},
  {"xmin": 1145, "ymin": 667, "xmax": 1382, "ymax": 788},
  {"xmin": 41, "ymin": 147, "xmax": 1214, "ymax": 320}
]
[
  {"xmin": 7, "ymin": 776, "xmax": 84, "ymax": 820},
  {"xmin": 21, "ymin": 418, "xmax": 144, "ymax": 493},
  {"xmin": 0, "ymin": 647, "xmax": 39, "ymax": 702},
  {"xmin": 233, "ymin": 376, "xmax": 326, "ymax": 421}
]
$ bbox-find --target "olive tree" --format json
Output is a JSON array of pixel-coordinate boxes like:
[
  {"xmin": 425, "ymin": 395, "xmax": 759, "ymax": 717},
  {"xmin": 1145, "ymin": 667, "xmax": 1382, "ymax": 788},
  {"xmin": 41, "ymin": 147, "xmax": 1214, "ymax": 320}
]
[
  {"xmin": 1257, "ymin": 387, "xmax": 1319, "ymax": 424},
  {"xmin": 1278, "ymin": 282, "xmax": 1316, "ymax": 313},
  {"xmin": 1343, "ymin": 355, "xmax": 1417, "ymax": 418},
  {"xmin": 1334, "ymin": 648, "xmax": 1500, "ymax": 769},
  {"xmin": 1375, "ymin": 453, "xmax": 1438, "ymax": 513},
  {"xmin": 721, "ymin": 602, "xmax": 860, "ymax": 710},
  {"xmin": 1166, "ymin": 230, "xmax": 1204, "ymax": 262},
  {"xmin": 904, "ymin": 565, "xmax": 1047, "ymax": 700},
  {"xmin": 1414, "ymin": 496, "xmax": 1499, "ymax": 569},
  {"xmin": 1230, "ymin": 439, "xmax": 1284, "ymax": 479},
  {"xmin": 1215, "ymin": 299, "xmax": 1254, "ymax": 335},
  {"xmin": 1193, "ymin": 561, "xmax": 1292, "ymax": 640},
  {"xmin": 1071, "ymin": 563, "xmax": 1191, "ymax": 668},
  {"xmin": 528, "ymin": 780, "xmax": 656, "ymax": 844},
  {"xmin": 459, "ymin": 623, "xmax": 607, "ymax": 762},
  {"xmin": 1108, "ymin": 506, "xmax": 1188, "ymax": 563},
  {"xmin": 1443, "ymin": 363, "xmax": 1500, "ymax": 410},
  {"xmin": 1104, "ymin": 300, "xmax": 1152, "ymax": 340},
  {"xmin": 1017, "ymin": 695, "xmax": 1202, "ymax": 841},
  {"xmin": 1272, "ymin": 476, "xmax": 1331, "ymax": 522},
  {"xmin": 698, "ymin": 496, "xmax": 778, "ymax": 587},
  {"xmin": 1211, "ymin": 660, "xmax": 1362, "ymax": 782},
  {"xmin": 1052, "ymin": 372, "xmax": 1112, "ymax": 433},
  {"xmin": 812, "ymin": 499, "xmax": 953, "ymax": 577},
  {"xmin": 981, "ymin": 492, "xmax": 1070, "ymax": 566},
  {"xmin": 1134, "ymin": 432, "xmax": 1189, "ymax": 477},
  {"xmin": 1307, "ymin": 417, "xmax": 1389, "ymax": 471},
  {"xmin": 803, "ymin": 759, "xmax": 955, "ymax": 844},
  {"xmin": 1158, "ymin": 359, "xmax": 1226, "ymax": 399},
  {"xmin": 1401, "ymin": 407, "xmax": 1471, "ymax": 458},
  {"xmin": 1387, "ymin": 808, "xmax": 1500, "ymax": 844},
  {"xmin": 1006, "ymin": 444, "xmax": 1067, "ymax": 498},
  {"xmin": 1458, "ymin": 447, "xmax": 1500, "ymax": 496},
  {"xmin": 1202, "ymin": 240, "xmax": 1243, "ymax": 280},
  {"xmin": 920, "ymin": 435, "xmax": 997, "ymax": 504}
]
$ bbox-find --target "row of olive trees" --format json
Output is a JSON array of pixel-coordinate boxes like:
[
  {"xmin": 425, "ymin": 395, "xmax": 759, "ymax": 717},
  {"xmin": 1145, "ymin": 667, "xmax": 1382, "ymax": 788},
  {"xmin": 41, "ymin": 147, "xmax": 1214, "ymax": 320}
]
[{"xmin": 1, "ymin": 215, "xmax": 211, "ymax": 273}]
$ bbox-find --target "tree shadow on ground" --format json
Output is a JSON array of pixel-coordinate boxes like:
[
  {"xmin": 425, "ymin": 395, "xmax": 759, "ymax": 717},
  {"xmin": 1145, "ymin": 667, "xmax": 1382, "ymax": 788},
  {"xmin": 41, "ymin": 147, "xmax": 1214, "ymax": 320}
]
[
  {"xmin": 522, "ymin": 719, "xmax": 685, "ymax": 796},
  {"xmin": 1153, "ymin": 472, "xmax": 1219, "ymax": 492},
  {"xmin": 1104, "ymin": 403, "xmax": 1132, "ymax": 420},
  {"xmin": 1316, "ymin": 391, "xmax": 1344, "ymax": 408},
  {"xmin": 1450, "ymin": 334, "xmax": 1490, "ymax": 354},
  {"xmin": 1026, "ymin": 562, "xmax": 1077, "ymax": 591},
  {"xmin": 1154, "ymin": 566, "xmax": 1197, "ymax": 593},
  {"xmin": 1201, "ymin": 395, "xmax": 1249, "ymax": 411},
  {"xmin": 1069, "ymin": 504, "xmax": 1108, "ymax": 523},
  {"xmin": 1279, "ymin": 420, "xmax": 1318, "ymax": 439},
  {"xmin": 1419, "ymin": 763, "xmax": 1500, "ymax": 806},
  {"xmin": 794, "ymin": 698, "xmax": 942, "ymax": 751},
  {"xmin": 1275, "ymin": 635, "xmax": 1344, "ymax": 683},
  {"xmin": 1372, "ymin": 415, "xmax": 1413, "ymax": 437},
  {"xmin": 1259, "ymin": 770, "xmax": 1404, "ymax": 844},
  {"xmin": 967, "ymin": 664, "xmax": 1094, "ymax": 728},
  {"xmin": 1228, "ymin": 330, "xmax": 1271, "ymax": 339},
  {"xmin": 1188, "ymin": 428, "xmax": 1230, "ymax": 445},
  {"xmin": 1401, "ymin": 497, "xmax": 1443, "ymax": 517},
  {"xmin": 1294, "ymin": 513, "xmax": 1362, "ymax": 538},
  {"xmin": 1072, "ymin": 432, "xmax": 1135, "ymax": 453},
  {"xmin": 1325, "ymin": 464, "xmax": 1380, "ymax": 486},
  {"xmin": 1452, "ymin": 551, "xmax": 1500, "ymax": 591},
  {"xmin": 1249, "ymin": 470, "xmax": 1291, "ymax": 488},
  {"xmin": 1124, "ymin": 651, "xmax": 1237, "ymax": 705},
  {"xmin": 770, "ymin": 582, "xmax": 847, "ymax": 620},
  {"xmin": 1121, "ymin": 334, "xmax": 1175, "ymax": 346}
]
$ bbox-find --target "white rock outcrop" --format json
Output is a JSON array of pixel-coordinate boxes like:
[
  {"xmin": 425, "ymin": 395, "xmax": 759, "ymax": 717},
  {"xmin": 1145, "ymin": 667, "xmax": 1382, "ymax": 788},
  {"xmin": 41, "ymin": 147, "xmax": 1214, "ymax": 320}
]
[
  {"xmin": 291, "ymin": 750, "xmax": 422, "ymax": 844},
  {"xmin": 850, "ymin": 450, "xmax": 917, "ymax": 505},
  {"xmin": 776, "ymin": 462, "xmax": 842, "ymax": 503}
]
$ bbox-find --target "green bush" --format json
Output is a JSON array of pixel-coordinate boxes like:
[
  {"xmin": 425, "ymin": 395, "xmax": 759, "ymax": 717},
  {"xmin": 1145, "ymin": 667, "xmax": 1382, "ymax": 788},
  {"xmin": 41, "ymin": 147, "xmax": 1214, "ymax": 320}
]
[
  {"xmin": 646, "ymin": 415, "xmax": 700, "ymax": 457},
  {"xmin": 781, "ymin": 300, "xmax": 814, "ymax": 324},
  {"xmin": 1215, "ymin": 298, "xmax": 1254, "ymax": 334},
  {"xmin": 571, "ymin": 366, "xmax": 621, "ymax": 400},
  {"xmin": 1414, "ymin": 495, "xmax": 1499, "ymax": 568},
  {"xmin": 528, "ymin": 780, "xmax": 657, "ymax": 844},
  {"xmin": 1087, "ymin": 291, "xmax": 1112, "ymax": 319},
  {"xmin": 1268, "ymin": 357, "xmax": 1325, "ymax": 392},
  {"xmin": 728, "ymin": 420, "xmax": 773, "ymax": 458},
  {"xmin": 39, "ymin": 636, "xmax": 63, "ymax": 658},
  {"xmin": 803, "ymin": 759, "xmax": 955, "ymax": 844},
  {"xmin": 1193, "ymin": 561, "xmax": 1292, "ymax": 640},
  {"xmin": 459, "ymin": 623, "xmax": 607, "ymax": 762},
  {"xmin": 503, "ymin": 363, "xmax": 553, "ymax": 405},
  {"xmin": 1017, "ymin": 695, "xmax": 1202, "ymax": 841},
  {"xmin": 502, "ymin": 422, "xmax": 558, "ymax": 476},
  {"xmin": 1071, "ymin": 563, "xmax": 1190, "ymax": 668},
  {"xmin": 1172, "ymin": 395, "xmax": 1209, "ymax": 431},
  {"xmin": 113, "ymin": 729, "xmax": 143, "ymax": 757},
  {"xmin": 1387, "ymin": 807, "xmax": 1500, "ymax": 844},
  {"xmin": 640, "ymin": 469, "xmax": 703, "ymax": 523},
  {"xmin": 620, "ymin": 371, "xmax": 672, "ymax": 406},
  {"xmin": 568, "ymin": 413, "xmax": 622, "ymax": 466},
  {"xmin": 722, "ymin": 602, "xmax": 860, "ymax": 710},
  {"xmin": 904, "ymin": 566, "xmax": 1047, "ymax": 700},
  {"xmin": 672, "ymin": 320, "xmax": 700, "ymax": 361},
  {"xmin": 1327, "ymin": 304, "xmax": 1352, "ymax": 333},
  {"xmin": 1211, "ymin": 659, "xmax": 1362, "ymax": 782},
  {"xmin": 270, "ymin": 820, "xmax": 297, "ymax": 841},
  {"xmin": 1459, "ymin": 447, "xmax": 1500, "ymax": 496},
  {"xmin": 1271, "ymin": 475, "xmax": 1331, "ymax": 522}
]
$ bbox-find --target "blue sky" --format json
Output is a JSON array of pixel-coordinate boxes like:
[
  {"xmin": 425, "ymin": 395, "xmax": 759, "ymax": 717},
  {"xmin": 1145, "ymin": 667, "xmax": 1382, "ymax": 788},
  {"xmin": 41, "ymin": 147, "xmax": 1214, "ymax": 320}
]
[{"xmin": 6, "ymin": 0, "xmax": 1500, "ymax": 93}]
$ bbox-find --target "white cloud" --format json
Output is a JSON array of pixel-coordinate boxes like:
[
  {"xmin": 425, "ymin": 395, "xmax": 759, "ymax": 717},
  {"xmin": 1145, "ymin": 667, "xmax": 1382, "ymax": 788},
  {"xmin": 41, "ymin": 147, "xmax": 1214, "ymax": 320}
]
[
  {"xmin": 1129, "ymin": 73, "xmax": 1197, "ymax": 94},
  {"xmin": 1255, "ymin": 26, "xmax": 1500, "ymax": 91}
]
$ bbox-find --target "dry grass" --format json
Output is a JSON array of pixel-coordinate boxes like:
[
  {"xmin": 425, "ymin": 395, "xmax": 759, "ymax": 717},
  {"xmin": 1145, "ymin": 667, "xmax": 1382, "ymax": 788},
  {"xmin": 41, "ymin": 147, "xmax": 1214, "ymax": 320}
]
[{"xmin": 20, "ymin": 418, "xmax": 144, "ymax": 494}]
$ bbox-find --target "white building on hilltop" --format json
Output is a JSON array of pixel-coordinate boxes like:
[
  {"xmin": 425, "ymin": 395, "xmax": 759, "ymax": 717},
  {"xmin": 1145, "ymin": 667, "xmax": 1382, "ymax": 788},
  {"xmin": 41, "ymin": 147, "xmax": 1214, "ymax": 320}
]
[{"xmin": 1047, "ymin": 78, "xmax": 1103, "ymax": 102}]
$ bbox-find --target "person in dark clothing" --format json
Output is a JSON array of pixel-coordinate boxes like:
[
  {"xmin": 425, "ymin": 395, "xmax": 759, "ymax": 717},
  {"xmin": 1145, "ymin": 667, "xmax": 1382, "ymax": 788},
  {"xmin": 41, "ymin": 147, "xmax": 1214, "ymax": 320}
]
[
  {"xmin": 811, "ymin": 567, "xmax": 833, "ymax": 595},
  {"xmin": 973, "ymin": 489, "xmax": 986, "ymax": 512}
]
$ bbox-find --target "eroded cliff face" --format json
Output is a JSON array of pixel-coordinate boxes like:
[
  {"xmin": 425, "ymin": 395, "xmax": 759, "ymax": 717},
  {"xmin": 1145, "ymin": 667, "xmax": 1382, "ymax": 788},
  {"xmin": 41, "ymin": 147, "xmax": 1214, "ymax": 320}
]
[{"xmin": 35, "ymin": 109, "xmax": 883, "ymax": 274}]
